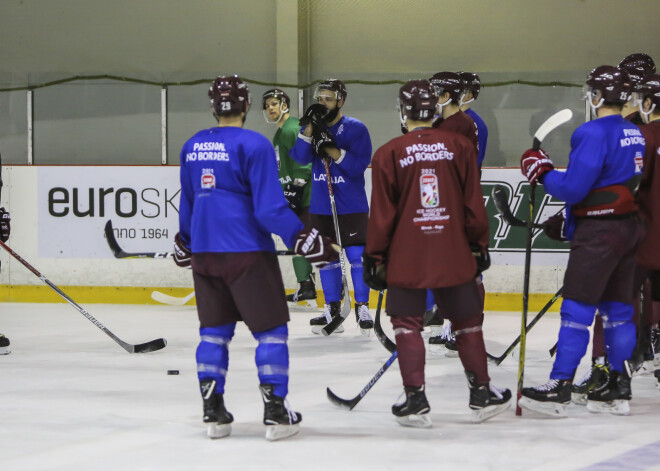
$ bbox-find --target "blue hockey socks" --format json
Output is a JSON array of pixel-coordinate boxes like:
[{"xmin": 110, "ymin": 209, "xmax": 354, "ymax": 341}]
[
  {"xmin": 551, "ymin": 298, "xmax": 595, "ymax": 379},
  {"xmin": 319, "ymin": 261, "xmax": 342, "ymax": 303},
  {"xmin": 253, "ymin": 324, "xmax": 290, "ymax": 397},
  {"xmin": 345, "ymin": 245, "xmax": 370, "ymax": 303},
  {"xmin": 196, "ymin": 324, "xmax": 236, "ymax": 393},
  {"xmin": 599, "ymin": 300, "xmax": 636, "ymax": 373}
]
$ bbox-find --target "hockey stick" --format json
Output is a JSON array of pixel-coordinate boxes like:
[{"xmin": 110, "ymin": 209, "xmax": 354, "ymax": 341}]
[
  {"xmin": 486, "ymin": 286, "xmax": 563, "ymax": 365},
  {"xmin": 0, "ymin": 240, "xmax": 167, "ymax": 353},
  {"xmin": 373, "ymin": 290, "xmax": 396, "ymax": 353},
  {"xmin": 320, "ymin": 157, "xmax": 353, "ymax": 336},
  {"xmin": 105, "ymin": 220, "xmax": 296, "ymax": 259},
  {"xmin": 326, "ymin": 350, "xmax": 398, "ymax": 410},
  {"xmin": 516, "ymin": 108, "xmax": 573, "ymax": 416},
  {"xmin": 151, "ymin": 289, "xmax": 195, "ymax": 305},
  {"xmin": 491, "ymin": 186, "xmax": 548, "ymax": 230}
]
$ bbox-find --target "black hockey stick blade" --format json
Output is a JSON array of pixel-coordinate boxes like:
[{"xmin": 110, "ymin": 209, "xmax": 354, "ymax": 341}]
[
  {"xmin": 486, "ymin": 286, "xmax": 563, "ymax": 365},
  {"xmin": 104, "ymin": 220, "xmax": 172, "ymax": 259},
  {"xmin": 492, "ymin": 186, "xmax": 547, "ymax": 229},
  {"xmin": 321, "ymin": 274, "xmax": 352, "ymax": 336},
  {"xmin": 326, "ymin": 350, "xmax": 398, "ymax": 410},
  {"xmin": 0, "ymin": 239, "xmax": 167, "ymax": 354},
  {"xmin": 373, "ymin": 290, "xmax": 396, "ymax": 353}
]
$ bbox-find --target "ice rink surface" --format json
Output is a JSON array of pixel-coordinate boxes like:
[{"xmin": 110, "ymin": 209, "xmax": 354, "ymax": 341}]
[{"xmin": 1, "ymin": 301, "xmax": 660, "ymax": 471}]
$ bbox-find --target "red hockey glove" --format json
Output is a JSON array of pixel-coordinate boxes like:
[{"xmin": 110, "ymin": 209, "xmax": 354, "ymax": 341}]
[
  {"xmin": 293, "ymin": 228, "xmax": 339, "ymax": 267},
  {"xmin": 470, "ymin": 245, "xmax": 491, "ymax": 276},
  {"xmin": 0, "ymin": 207, "xmax": 10, "ymax": 243},
  {"xmin": 312, "ymin": 130, "xmax": 336, "ymax": 158},
  {"xmin": 520, "ymin": 148, "xmax": 554, "ymax": 186},
  {"xmin": 542, "ymin": 211, "xmax": 568, "ymax": 242},
  {"xmin": 173, "ymin": 232, "xmax": 192, "ymax": 268},
  {"xmin": 362, "ymin": 252, "xmax": 387, "ymax": 291}
]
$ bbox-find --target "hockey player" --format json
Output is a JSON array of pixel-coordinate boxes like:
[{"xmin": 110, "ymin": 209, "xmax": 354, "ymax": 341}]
[
  {"xmin": 519, "ymin": 66, "xmax": 644, "ymax": 417},
  {"xmin": 459, "ymin": 71, "xmax": 488, "ymax": 168},
  {"xmin": 290, "ymin": 79, "xmax": 374, "ymax": 334},
  {"xmin": 174, "ymin": 75, "xmax": 338, "ymax": 441},
  {"xmin": 632, "ymin": 74, "xmax": 660, "ymax": 384},
  {"xmin": 426, "ymin": 71, "xmax": 482, "ymax": 350},
  {"xmin": 0, "ymin": 151, "xmax": 10, "ymax": 355},
  {"xmin": 262, "ymin": 89, "xmax": 317, "ymax": 308},
  {"xmin": 618, "ymin": 53, "xmax": 656, "ymax": 125},
  {"xmin": 365, "ymin": 79, "xmax": 511, "ymax": 427}
]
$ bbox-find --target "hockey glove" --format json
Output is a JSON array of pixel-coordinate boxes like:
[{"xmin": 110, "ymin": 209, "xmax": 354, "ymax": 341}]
[
  {"xmin": 362, "ymin": 252, "xmax": 387, "ymax": 291},
  {"xmin": 299, "ymin": 103, "xmax": 327, "ymax": 129},
  {"xmin": 283, "ymin": 183, "xmax": 304, "ymax": 215},
  {"xmin": 0, "ymin": 207, "xmax": 10, "ymax": 243},
  {"xmin": 312, "ymin": 130, "xmax": 336, "ymax": 158},
  {"xmin": 520, "ymin": 148, "xmax": 554, "ymax": 186},
  {"xmin": 542, "ymin": 211, "xmax": 568, "ymax": 242},
  {"xmin": 470, "ymin": 245, "xmax": 491, "ymax": 277},
  {"xmin": 173, "ymin": 232, "xmax": 192, "ymax": 268},
  {"xmin": 293, "ymin": 228, "xmax": 339, "ymax": 267}
]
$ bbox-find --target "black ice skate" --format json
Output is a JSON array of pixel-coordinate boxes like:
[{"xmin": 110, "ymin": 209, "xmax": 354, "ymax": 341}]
[
  {"xmin": 571, "ymin": 358, "xmax": 609, "ymax": 405},
  {"xmin": 586, "ymin": 369, "xmax": 632, "ymax": 416},
  {"xmin": 654, "ymin": 369, "xmax": 660, "ymax": 391},
  {"xmin": 355, "ymin": 302, "xmax": 373, "ymax": 335},
  {"xmin": 391, "ymin": 385, "xmax": 432, "ymax": 428},
  {"xmin": 310, "ymin": 301, "xmax": 344, "ymax": 334},
  {"xmin": 429, "ymin": 322, "xmax": 457, "ymax": 358},
  {"xmin": 200, "ymin": 379, "xmax": 234, "ymax": 439},
  {"xmin": 0, "ymin": 333, "xmax": 10, "ymax": 355},
  {"xmin": 518, "ymin": 379, "xmax": 572, "ymax": 418},
  {"xmin": 466, "ymin": 372, "xmax": 512, "ymax": 423},
  {"xmin": 287, "ymin": 275, "xmax": 317, "ymax": 310},
  {"xmin": 259, "ymin": 383, "xmax": 302, "ymax": 441}
]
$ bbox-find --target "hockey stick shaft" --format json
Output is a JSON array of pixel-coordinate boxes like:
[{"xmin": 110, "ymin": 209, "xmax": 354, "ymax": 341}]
[
  {"xmin": 373, "ymin": 290, "xmax": 397, "ymax": 353},
  {"xmin": 487, "ymin": 286, "xmax": 563, "ymax": 365},
  {"xmin": 321, "ymin": 156, "xmax": 352, "ymax": 336},
  {"xmin": 105, "ymin": 220, "xmax": 295, "ymax": 259},
  {"xmin": 326, "ymin": 350, "xmax": 398, "ymax": 410},
  {"xmin": 0, "ymin": 240, "xmax": 166, "ymax": 353}
]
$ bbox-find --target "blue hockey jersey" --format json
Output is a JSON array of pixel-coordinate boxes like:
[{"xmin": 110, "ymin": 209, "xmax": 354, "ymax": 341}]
[
  {"xmin": 178, "ymin": 126, "xmax": 303, "ymax": 253},
  {"xmin": 290, "ymin": 115, "xmax": 372, "ymax": 215},
  {"xmin": 465, "ymin": 108, "xmax": 488, "ymax": 167}
]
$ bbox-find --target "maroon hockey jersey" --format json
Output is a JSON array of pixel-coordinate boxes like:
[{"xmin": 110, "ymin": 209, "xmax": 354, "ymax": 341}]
[
  {"xmin": 637, "ymin": 120, "xmax": 660, "ymax": 270},
  {"xmin": 366, "ymin": 126, "xmax": 488, "ymax": 289},
  {"xmin": 433, "ymin": 110, "xmax": 479, "ymax": 155}
]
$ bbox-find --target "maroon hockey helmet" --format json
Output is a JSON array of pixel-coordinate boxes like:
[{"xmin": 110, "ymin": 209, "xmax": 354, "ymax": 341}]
[
  {"xmin": 635, "ymin": 74, "xmax": 660, "ymax": 112},
  {"xmin": 618, "ymin": 53, "xmax": 656, "ymax": 85},
  {"xmin": 262, "ymin": 88, "xmax": 291, "ymax": 110},
  {"xmin": 429, "ymin": 71, "xmax": 463, "ymax": 104},
  {"xmin": 585, "ymin": 65, "xmax": 632, "ymax": 105},
  {"xmin": 208, "ymin": 75, "xmax": 251, "ymax": 116},
  {"xmin": 398, "ymin": 80, "xmax": 437, "ymax": 122},
  {"xmin": 314, "ymin": 79, "xmax": 347, "ymax": 102},
  {"xmin": 458, "ymin": 71, "xmax": 482, "ymax": 100}
]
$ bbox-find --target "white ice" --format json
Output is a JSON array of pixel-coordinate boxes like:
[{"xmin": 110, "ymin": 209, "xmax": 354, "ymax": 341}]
[{"xmin": 2, "ymin": 302, "xmax": 660, "ymax": 471}]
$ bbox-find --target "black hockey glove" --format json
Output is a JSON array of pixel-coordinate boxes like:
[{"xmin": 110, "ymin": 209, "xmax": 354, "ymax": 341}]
[
  {"xmin": 283, "ymin": 184, "xmax": 304, "ymax": 215},
  {"xmin": 362, "ymin": 252, "xmax": 387, "ymax": 291},
  {"xmin": 293, "ymin": 228, "xmax": 339, "ymax": 267},
  {"xmin": 0, "ymin": 207, "xmax": 10, "ymax": 243},
  {"xmin": 312, "ymin": 130, "xmax": 336, "ymax": 158},
  {"xmin": 173, "ymin": 232, "xmax": 192, "ymax": 268},
  {"xmin": 299, "ymin": 103, "xmax": 327, "ymax": 129},
  {"xmin": 471, "ymin": 245, "xmax": 491, "ymax": 277}
]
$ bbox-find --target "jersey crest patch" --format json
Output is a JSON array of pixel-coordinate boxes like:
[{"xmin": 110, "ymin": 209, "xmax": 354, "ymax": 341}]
[
  {"xmin": 201, "ymin": 173, "xmax": 216, "ymax": 189},
  {"xmin": 420, "ymin": 174, "xmax": 439, "ymax": 208}
]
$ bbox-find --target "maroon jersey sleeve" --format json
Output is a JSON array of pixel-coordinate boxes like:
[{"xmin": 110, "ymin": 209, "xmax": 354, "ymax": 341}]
[{"xmin": 637, "ymin": 121, "xmax": 660, "ymax": 270}]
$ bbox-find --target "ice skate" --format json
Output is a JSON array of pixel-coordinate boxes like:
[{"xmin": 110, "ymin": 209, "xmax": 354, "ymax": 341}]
[
  {"xmin": 310, "ymin": 301, "xmax": 344, "ymax": 334},
  {"xmin": 259, "ymin": 384, "xmax": 302, "ymax": 441},
  {"xmin": 355, "ymin": 302, "xmax": 373, "ymax": 336},
  {"xmin": 0, "ymin": 334, "xmax": 10, "ymax": 355},
  {"xmin": 392, "ymin": 385, "xmax": 432, "ymax": 428},
  {"xmin": 571, "ymin": 358, "xmax": 609, "ymax": 405},
  {"xmin": 519, "ymin": 379, "xmax": 571, "ymax": 418},
  {"xmin": 287, "ymin": 276, "xmax": 317, "ymax": 310},
  {"xmin": 586, "ymin": 369, "xmax": 631, "ymax": 416},
  {"xmin": 654, "ymin": 369, "xmax": 660, "ymax": 390},
  {"xmin": 429, "ymin": 320, "xmax": 452, "ymax": 346},
  {"xmin": 200, "ymin": 379, "xmax": 233, "ymax": 439},
  {"xmin": 466, "ymin": 372, "xmax": 512, "ymax": 423}
]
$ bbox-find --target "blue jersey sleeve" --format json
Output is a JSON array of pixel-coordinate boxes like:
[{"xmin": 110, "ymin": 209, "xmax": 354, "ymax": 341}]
[
  {"xmin": 290, "ymin": 133, "xmax": 314, "ymax": 166},
  {"xmin": 178, "ymin": 144, "xmax": 195, "ymax": 248},
  {"xmin": 543, "ymin": 125, "xmax": 606, "ymax": 204},
  {"xmin": 333, "ymin": 120, "xmax": 372, "ymax": 177}
]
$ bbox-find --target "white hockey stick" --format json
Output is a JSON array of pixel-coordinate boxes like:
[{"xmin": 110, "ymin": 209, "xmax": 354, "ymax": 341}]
[{"xmin": 151, "ymin": 290, "xmax": 195, "ymax": 305}]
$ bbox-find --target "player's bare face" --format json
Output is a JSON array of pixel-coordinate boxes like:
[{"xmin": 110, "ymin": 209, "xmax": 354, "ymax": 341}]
[
  {"xmin": 265, "ymin": 97, "xmax": 284, "ymax": 121},
  {"xmin": 317, "ymin": 92, "xmax": 338, "ymax": 113}
]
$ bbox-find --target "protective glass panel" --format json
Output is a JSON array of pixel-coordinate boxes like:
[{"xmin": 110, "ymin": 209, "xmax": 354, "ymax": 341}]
[{"xmin": 0, "ymin": 91, "xmax": 28, "ymax": 164}]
